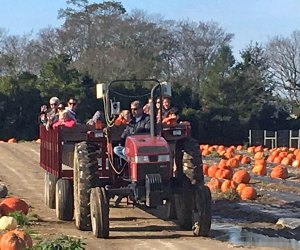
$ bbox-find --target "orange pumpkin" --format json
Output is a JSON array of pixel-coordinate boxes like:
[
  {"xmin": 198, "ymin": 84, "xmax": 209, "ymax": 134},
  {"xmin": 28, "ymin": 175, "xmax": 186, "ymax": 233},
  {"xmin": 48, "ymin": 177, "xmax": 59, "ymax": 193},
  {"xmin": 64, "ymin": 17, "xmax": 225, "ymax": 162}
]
[
  {"xmin": 252, "ymin": 164, "xmax": 267, "ymax": 176},
  {"xmin": 236, "ymin": 183, "xmax": 248, "ymax": 195},
  {"xmin": 226, "ymin": 158, "xmax": 239, "ymax": 168},
  {"xmin": 215, "ymin": 168, "xmax": 233, "ymax": 180},
  {"xmin": 232, "ymin": 170, "xmax": 251, "ymax": 184},
  {"xmin": 0, "ymin": 197, "xmax": 29, "ymax": 215},
  {"xmin": 270, "ymin": 165, "xmax": 288, "ymax": 179},
  {"xmin": 207, "ymin": 178, "xmax": 223, "ymax": 192},
  {"xmin": 221, "ymin": 180, "xmax": 237, "ymax": 192},
  {"xmin": 207, "ymin": 165, "xmax": 219, "ymax": 178},
  {"xmin": 240, "ymin": 186, "xmax": 257, "ymax": 200},
  {"xmin": 0, "ymin": 229, "xmax": 32, "ymax": 249},
  {"xmin": 281, "ymin": 157, "xmax": 292, "ymax": 166},
  {"xmin": 240, "ymin": 156, "xmax": 251, "ymax": 164}
]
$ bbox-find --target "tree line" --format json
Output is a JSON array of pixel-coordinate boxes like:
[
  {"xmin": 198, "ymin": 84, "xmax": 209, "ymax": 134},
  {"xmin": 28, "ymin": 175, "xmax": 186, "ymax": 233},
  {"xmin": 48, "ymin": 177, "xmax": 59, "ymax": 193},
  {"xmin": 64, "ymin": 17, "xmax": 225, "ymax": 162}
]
[{"xmin": 0, "ymin": 0, "xmax": 300, "ymax": 145}]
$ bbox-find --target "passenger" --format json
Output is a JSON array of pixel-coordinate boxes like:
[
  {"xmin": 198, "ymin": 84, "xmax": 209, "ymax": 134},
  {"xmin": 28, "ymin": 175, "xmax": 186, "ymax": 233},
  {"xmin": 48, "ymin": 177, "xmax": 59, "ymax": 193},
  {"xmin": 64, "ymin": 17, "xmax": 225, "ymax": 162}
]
[
  {"xmin": 114, "ymin": 110, "xmax": 131, "ymax": 126},
  {"xmin": 43, "ymin": 97, "xmax": 60, "ymax": 130},
  {"xmin": 65, "ymin": 98, "xmax": 77, "ymax": 121},
  {"xmin": 53, "ymin": 110, "xmax": 76, "ymax": 129},
  {"xmin": 155, "ymin": 98, "xmax": 162, "ymax": 123},
  {"xmin": 57, "ymin": 103, "xmax": 65, "ymax": 118},
  {"xmin": 162, "ymin": 107, "xmax": 179, "ymax": 126},
  {"xmin": 86, "ymin": 110, "xmax": 104, "ymax": 126},
  {"xmin": 161, "ymin": 96, "xmax": 172, "ymax": 119},
  {"xmin": 143, "ymin": 98, "xmax": 152, "ymax": 115},
  {"xmin": 113, "ymin": 100, "xmax": 150, "ymax": 160}
]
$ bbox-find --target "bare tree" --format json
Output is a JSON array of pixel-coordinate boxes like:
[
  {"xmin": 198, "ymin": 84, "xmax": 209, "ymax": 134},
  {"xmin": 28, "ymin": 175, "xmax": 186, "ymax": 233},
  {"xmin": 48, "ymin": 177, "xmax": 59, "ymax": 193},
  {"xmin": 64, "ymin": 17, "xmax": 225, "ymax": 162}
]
[{"xmin": 267, "ymin": 30, "xmax": 300, "ymax": 105}]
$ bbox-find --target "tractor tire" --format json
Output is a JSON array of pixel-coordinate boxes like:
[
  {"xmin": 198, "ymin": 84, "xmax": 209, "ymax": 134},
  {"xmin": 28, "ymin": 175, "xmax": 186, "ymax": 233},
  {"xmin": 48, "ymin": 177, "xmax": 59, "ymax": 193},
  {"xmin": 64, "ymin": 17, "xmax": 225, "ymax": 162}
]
[
  {"xmin": 174, "ymin": 189, "xmax": 193, "ymax": 229},
  {"xmin": 90, "ymin": 187, "xmax": 109, "ymax": 238},
  {"xmin": 173, "ymin": 137, "xmax": 204, "ymax": 230},
  {"xmin": 55, "ymin": 178, "xmax": 74, "ymax": 221},
  {"xmin": 192, "ymin": 185, "xmax": 212, "ymax": 237},
  {"xmin": 74, "ymin": 141, "xmax": 100, "ymax": 231},
  {"xmin": 44, "ymin": 172, "xmax": 57, "ymax": 209},
  {"xmin": 176, "ymin": 137, "xmax": 204, "ymax": 185}
]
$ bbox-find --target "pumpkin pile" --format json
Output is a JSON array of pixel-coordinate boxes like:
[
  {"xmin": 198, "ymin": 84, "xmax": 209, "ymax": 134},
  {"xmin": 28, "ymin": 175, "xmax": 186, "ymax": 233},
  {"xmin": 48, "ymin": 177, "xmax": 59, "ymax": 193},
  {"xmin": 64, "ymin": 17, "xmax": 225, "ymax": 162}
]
[
  {"xmin": 0, "ymin": 196, "xmax": 31, "ymax": 249},
  {"xmin": 200, "ymin": 143, "xmax": 298, "ymax": 201}
]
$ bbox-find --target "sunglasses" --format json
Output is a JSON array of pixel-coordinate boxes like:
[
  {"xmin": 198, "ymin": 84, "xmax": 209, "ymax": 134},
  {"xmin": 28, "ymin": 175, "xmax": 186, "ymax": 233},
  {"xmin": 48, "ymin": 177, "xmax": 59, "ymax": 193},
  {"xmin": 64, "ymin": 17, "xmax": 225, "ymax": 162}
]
[
  {"xmin": 50, "ymin": 103, "xmax": 57, "ymax": 106},
  {"xmin": 68, "ymin": 102, "xmax": 77, "ymax": 105}
]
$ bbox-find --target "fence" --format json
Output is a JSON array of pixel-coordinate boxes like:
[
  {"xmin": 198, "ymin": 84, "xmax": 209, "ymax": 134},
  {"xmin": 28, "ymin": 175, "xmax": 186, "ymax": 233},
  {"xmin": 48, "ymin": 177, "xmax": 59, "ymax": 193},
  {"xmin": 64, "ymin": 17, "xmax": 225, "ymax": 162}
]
[{"xmin": 249, "ymin": 129, "xmax": 300, "ymax": 149}]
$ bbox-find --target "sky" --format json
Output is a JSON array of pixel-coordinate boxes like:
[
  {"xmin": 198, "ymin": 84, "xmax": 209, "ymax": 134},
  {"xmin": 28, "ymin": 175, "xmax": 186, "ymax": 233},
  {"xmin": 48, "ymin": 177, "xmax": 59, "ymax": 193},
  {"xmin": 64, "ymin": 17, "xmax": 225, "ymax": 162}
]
[{"xmin": 1, "ymin": 0, "xmax": 300, "ymax": 58}]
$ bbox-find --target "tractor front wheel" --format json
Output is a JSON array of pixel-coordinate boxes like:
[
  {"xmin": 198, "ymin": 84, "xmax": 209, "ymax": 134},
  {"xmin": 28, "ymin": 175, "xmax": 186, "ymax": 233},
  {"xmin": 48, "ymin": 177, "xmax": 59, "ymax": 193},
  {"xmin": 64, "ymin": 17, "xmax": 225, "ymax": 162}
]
[{"xmin": 90, "ymin": 187, "xmax": 109, "ymax": 238}]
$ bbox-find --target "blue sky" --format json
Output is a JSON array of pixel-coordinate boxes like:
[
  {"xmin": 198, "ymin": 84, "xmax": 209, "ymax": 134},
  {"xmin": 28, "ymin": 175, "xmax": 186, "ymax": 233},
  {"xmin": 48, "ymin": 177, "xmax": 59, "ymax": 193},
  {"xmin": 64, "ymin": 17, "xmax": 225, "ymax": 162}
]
[{"xmin": 1, "ymin": 0, "xmax": 300, "ymax": 58}]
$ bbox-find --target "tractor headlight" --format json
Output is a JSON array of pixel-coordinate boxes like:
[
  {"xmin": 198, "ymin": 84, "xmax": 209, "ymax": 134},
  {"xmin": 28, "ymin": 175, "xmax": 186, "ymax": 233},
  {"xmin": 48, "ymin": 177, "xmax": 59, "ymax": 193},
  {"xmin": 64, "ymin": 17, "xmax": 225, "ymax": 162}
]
[
  {"xmin": 158, "ymin": 155, "xmax": 170, "ymax": 162},
  {"xmin": 135, "ymin": 155, "xmax": 150, "ymax": 163}
]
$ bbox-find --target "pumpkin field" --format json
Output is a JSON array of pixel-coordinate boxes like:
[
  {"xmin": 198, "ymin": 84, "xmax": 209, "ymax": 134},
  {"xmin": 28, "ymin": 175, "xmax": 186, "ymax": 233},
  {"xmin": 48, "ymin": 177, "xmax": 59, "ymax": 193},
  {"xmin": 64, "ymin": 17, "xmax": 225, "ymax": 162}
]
[{"xmin": 0, "ymin": 141, "xmax": 300, "ymax": 249}]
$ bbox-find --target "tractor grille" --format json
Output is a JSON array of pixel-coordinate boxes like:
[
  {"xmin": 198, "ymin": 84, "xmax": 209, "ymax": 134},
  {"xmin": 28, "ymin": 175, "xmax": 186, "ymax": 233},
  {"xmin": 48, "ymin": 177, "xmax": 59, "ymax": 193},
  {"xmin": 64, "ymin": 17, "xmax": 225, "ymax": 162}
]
[
  {"xmin": 137, "ymin": 164, "xmax": 170, "ymax": 180},
  {"xmin": 138, "ymin": 146, "xmax": 168, "ymax": 154}
]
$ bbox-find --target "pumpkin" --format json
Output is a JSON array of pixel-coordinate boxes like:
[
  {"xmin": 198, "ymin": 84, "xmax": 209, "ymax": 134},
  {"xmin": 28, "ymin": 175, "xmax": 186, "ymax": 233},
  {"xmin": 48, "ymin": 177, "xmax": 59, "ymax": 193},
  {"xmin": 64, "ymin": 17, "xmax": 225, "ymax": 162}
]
[
  {"xmin": 292, "ymin": 160, "xmax": 300, "ymax": 168},
  {"xmin": 0, "ymin": 229, "xmax": 32, "ymax": 249},
  {"xmin": 236, "ymin": 183, "xmax": 248, "ymax": 195},
  {"xmin": 0, "ymin": 197, "xmax": 29, "ymax": 215},
  {"xmin": 240, "ymin": 186, "xmax": 257, "ymax": 200},
  {"xmin": 215, "ymin": 168, "xmax": 233, "ymax": 180},
  {"xmin": 226, "ymin": 158, "xmax": 239, "ymax": 168},
  {"xmin": 236, "ymin": 145, "xmax": 243, "ymax": 150},
  {"xmin": 281, "ymin": 157, "xmax": 292, "ymax": 166},
  {"xmin": 221, "ymin": 180, "xmax": 237, "ymax": 193},
  {"xmin": 207, "ymin": 178, "xmax": 223, "ymax": 192},
  {"xmin": 270, "ymin": 165, "xmax": 288, "ymax": 179},
  {"xmin": 254, "ymin": 151, "xmax": 264, "ymax": 160},
  {"xmin": 207, "ymin": 165, "xmax": 218, "ymax": 178},
  {"xmin": 0, "ymin": 216, "xmax": 17, "ymax": 230},
  {"xmin": 252, "ymin": 164, "xmax": 267, "ymax": 176},
  {"xmin": 232, "ymin": 170, "xmax": 251, "ymax": 184},
  {"xmin": 240, "ymin": 156, "xmax": 251, "ymax": 164}
]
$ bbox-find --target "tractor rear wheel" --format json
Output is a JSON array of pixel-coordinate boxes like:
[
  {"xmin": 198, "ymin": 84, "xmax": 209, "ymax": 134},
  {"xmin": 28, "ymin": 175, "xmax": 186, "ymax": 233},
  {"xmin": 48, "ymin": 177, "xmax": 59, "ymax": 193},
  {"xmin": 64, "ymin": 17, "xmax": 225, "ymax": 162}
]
[
  {"xmin": 192, "ymin": 185, "xmax": 212, "ymax": 236},
  {"xmin": 44, "ymin": 172, "xmax": 57, "ymax": 209},
  {"xmin": 55, "ymin": 178, "xmax": 74, "ymax": 221},
  {"xmin": 174, "ymin": 189, "xmax": 193, "ymax": 229},
  {"xmin": 166, "ymin": 195, "xmax": 177, "ymax": 220},
  {"xmin": 90, "ymin": 187, "xmax": 109, "ymax": 238},
  {"xmin": 173, "ymin": 137, "xmax": 205, "ymax": 231},
  {"xmin": 74, "ymin": 142, "xmax": 99, "ymax": 231}
]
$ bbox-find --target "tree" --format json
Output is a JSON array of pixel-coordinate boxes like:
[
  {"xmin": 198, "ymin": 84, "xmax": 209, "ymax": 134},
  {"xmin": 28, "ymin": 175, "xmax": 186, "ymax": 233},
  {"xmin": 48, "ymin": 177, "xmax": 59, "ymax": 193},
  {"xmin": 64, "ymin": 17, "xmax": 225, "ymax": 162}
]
[{"xmin": 267, "ymin": 31, "xmax": 300, "ymax": 105}]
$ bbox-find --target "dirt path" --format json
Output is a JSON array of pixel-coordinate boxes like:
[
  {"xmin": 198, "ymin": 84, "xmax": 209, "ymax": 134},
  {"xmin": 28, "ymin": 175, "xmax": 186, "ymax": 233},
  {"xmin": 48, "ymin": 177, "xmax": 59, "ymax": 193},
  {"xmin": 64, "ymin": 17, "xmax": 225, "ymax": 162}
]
[{"xmin": 0, "ymin": 142, "xmax": 278, "ymax": 250}]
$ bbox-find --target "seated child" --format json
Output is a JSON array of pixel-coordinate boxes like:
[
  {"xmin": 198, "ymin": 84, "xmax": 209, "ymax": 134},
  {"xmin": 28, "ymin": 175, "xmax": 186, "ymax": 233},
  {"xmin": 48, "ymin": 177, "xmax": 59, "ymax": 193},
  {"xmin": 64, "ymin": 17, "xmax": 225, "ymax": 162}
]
[
  {"xmin": 162, "ymin": 107, "xmax": 179, "ymax": 126},
  {"xmin": 53, "ymin": 109, "xmax": 76, "ymax": 129},
  {"xmin": 114, "ymin": 110, "xmax": 131, "ymax": 126}
]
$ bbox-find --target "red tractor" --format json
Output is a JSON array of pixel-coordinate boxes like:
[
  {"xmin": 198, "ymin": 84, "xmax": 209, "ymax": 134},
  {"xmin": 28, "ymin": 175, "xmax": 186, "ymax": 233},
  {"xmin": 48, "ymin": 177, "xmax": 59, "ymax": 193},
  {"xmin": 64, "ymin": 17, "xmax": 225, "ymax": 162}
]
[{"xmin": 40, "ymin": 79, "xmax": 211, "ymax": 239}]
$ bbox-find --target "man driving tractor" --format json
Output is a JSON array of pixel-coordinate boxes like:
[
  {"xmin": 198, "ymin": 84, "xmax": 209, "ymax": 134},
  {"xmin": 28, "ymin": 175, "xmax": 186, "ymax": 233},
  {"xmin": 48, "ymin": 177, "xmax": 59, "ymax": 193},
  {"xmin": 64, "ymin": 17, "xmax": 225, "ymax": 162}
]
[{"xmin": 113, "ymin": 100, "xmax": 150, "ymax": 160}]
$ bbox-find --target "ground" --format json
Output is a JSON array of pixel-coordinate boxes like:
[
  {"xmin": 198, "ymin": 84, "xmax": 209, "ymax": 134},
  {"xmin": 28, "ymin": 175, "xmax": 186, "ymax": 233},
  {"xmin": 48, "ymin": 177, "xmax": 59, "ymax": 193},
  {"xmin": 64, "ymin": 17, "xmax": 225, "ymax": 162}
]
[{"xmin": 0, "ymin": 142, "xmax": 296, "ymax": 250}]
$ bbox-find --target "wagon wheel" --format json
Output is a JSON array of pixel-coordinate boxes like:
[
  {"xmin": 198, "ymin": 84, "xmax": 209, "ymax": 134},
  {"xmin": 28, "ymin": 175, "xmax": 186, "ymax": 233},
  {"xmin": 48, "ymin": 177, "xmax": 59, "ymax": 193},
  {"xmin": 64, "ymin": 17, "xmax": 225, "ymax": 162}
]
[
  {"xmin": 90, "ymin": 187, "xmax": 109, "ymax": 238},
  {"xmin": 192, "ymin": 185, "xmax": 212, "ymax": 236},
  {"xmin": 55, "ymin": 178, "xmax": 74, "ymax": 221},
  {"xmin": 44, "ymin": 172, "xmax": 57, "ymax": 209},
  {"xmin": 73, "ymin": 141, "xmax": 99, "ymax": 231}
]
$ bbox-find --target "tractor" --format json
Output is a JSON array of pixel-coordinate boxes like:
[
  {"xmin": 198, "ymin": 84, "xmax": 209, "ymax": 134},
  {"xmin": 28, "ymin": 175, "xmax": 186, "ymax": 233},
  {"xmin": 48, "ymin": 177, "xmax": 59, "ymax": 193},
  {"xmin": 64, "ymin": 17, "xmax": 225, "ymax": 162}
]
[{"xmin": 39, "ymin": 79, "xmax": 211, "ymax": 239}]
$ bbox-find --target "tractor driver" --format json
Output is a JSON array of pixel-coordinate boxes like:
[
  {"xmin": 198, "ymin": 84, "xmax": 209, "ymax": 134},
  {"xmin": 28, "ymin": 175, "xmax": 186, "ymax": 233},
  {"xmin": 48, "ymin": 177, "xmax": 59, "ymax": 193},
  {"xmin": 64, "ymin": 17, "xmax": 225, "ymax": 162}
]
[{"xmin": 113, "ymin": 100, "xmax": 150, "ymax": 160}]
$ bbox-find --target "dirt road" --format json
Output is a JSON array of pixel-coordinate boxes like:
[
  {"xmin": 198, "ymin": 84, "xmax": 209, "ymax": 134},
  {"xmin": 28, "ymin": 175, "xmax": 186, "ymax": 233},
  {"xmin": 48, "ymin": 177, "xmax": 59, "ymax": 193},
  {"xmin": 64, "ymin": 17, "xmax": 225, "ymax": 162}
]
[{"xmin": 0, "ymin": 142, "xmax": 278, "ymax": 250}]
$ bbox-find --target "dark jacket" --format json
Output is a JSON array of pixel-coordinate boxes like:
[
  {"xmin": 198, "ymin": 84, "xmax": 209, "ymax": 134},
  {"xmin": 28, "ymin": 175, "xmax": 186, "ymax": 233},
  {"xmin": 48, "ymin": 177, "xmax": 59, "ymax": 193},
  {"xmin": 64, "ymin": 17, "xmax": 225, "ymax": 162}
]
[{"xmin": 120, "ymin": 114, "xmax": 150, "ymax": 145}]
